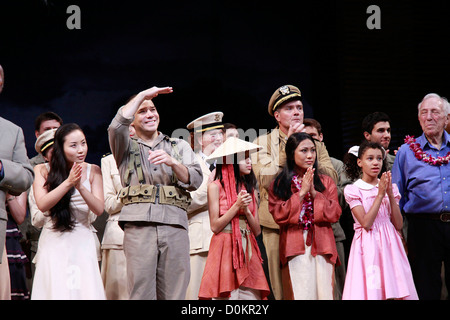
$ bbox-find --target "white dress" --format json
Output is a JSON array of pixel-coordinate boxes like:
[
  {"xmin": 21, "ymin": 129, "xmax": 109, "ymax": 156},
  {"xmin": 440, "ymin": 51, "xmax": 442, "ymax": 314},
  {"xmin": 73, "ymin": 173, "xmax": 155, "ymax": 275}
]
[{"xmin": 31, "ymin": 164, "xmax": 106, "ymax": 300}]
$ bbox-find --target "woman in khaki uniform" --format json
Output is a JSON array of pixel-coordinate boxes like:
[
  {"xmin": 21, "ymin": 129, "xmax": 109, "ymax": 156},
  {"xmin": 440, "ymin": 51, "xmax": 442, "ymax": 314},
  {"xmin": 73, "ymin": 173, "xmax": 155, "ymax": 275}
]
[{"xmin": 185, "ymin": 112, "xmax": 224, "ymax": 299}]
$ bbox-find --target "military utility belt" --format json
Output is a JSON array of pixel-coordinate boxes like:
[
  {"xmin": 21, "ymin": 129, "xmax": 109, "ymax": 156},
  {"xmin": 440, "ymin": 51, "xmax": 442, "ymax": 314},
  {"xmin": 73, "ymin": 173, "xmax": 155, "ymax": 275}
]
[{"xmin": 118, "ymin": 184, "xmax": 191, "ymax": 211}]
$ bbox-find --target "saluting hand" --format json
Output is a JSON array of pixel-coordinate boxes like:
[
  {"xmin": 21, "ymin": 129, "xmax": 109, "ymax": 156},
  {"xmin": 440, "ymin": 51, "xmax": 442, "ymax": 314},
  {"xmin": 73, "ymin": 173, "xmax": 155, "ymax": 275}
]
[{"xmin": 140, "ymin": 86, "xmax": 173, "ymax": 101}]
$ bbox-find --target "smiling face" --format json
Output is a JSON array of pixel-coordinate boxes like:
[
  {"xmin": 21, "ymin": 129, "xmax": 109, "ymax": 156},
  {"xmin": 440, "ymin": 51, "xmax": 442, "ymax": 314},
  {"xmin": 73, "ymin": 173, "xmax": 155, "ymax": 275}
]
[
  {"xmin": 199, "ymin": 128, "xmax": 224, "ymax": 156},
  {"xmin": 357, "ymin": 147, "xmax": 383, "ymax": 180},
  {"xmin": 133, "ymin": 99, "xmax": 160, "ymax": 138},
  {"xmin": 294, "ymin": 139, "xmax": 316, "ymax": 174},
  {"xmin": 63, "ymin": 129, "xmax": 88, "ymax": 165}
]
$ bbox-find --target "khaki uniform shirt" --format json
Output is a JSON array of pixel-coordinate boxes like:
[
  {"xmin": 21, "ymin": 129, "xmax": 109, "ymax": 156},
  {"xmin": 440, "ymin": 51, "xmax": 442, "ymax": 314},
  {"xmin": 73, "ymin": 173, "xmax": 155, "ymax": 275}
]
[
  {"xmin": 252, "ymin": 128, "xmax": 338, "ymax": 230},
  {"xmin": 108, "ymin": 108, "xmax": 203, "ymax": 230},
  {"xmin": 100, "ymin": 154, "xmax": 125, "ymax": 249},
  {"xmin": 386, "ymin": 153, "xmax": 395, "ymax": 171},
  {"xmin": 187, "ymin": 152, "xmax": 214, "ymax": 254}
]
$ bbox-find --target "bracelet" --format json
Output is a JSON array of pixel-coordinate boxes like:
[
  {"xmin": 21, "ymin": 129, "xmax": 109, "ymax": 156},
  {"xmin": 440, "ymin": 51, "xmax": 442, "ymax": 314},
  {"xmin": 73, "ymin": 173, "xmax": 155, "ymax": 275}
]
[{"xmin": 6, "ymin": 196, "xmax": 16, "ymax": 202}]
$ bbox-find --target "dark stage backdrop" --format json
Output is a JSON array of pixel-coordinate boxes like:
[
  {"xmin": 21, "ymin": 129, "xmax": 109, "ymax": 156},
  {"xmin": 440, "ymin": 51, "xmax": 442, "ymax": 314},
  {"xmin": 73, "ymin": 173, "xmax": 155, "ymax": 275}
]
[{"xmin": 1, "ymin": 0, "xmax": 449, "ymax": 165}]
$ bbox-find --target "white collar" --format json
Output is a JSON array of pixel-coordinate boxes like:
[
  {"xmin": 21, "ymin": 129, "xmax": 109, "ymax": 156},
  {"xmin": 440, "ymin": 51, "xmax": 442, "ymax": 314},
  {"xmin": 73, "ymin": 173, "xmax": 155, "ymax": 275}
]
[
  {"xmin": 198, "ymin": 151, "xmax": 207, "ymax": 160},
  {"xmin": 198, "ymin": 151, "xmax": 216, "ymax": 167},
  {"xmin": 354, "ymin": 178, "xmax": 379, "ymax": 190}
]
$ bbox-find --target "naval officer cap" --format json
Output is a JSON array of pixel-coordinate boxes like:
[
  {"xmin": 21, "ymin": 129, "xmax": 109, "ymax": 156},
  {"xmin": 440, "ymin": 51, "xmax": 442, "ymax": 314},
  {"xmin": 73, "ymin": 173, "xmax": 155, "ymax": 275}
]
[
  {"xmin": 35, "ymin": 128, "xmax": 57, "ymax": 155},
  {"xmin": 268, "ymin": 85, "xmax": 302, "ymax": 116},
  {"xmin": 186, "ymin": 111, "xmax": 224, "ymax": 133}
]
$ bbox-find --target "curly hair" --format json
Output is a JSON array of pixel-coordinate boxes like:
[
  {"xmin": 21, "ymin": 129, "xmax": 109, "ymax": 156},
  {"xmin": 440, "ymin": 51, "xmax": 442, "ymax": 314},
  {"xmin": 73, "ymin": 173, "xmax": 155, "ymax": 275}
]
[{"xmin": 344, "ymin": 141, "xmax": 387, "ymax": 181}]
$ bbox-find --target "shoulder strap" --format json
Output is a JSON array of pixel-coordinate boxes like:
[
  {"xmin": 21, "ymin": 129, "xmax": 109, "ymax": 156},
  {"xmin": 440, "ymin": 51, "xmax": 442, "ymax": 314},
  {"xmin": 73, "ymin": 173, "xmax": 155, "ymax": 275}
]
[
  {"xmin": 169, "ymin": 138, "xmax": 182, "ymax": 162},
  {"xmin": 124, "ymin": 137, "xmax": 182, "ymax": 187},
  {"xmin": 124, "ymin": 139, "xmax": 145, "ymax": 186},
  {"xmin": 168, "ymin": 138, "xmax": 182, "ymax": 184}
]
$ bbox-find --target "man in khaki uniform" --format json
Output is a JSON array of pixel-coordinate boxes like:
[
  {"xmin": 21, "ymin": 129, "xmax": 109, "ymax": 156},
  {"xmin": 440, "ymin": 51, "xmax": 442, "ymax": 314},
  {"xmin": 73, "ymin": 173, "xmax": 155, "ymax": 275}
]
[
  {"xmin": 108, "ymin": 86, "xmax": 202, "ymax": 300},
  {"xmin": 252, "ymin": 85, "xmax": 337, "ymax": 300},
  {"xmin": 185, "ymin": 111, "xmax": 224, "ymax": 299}
]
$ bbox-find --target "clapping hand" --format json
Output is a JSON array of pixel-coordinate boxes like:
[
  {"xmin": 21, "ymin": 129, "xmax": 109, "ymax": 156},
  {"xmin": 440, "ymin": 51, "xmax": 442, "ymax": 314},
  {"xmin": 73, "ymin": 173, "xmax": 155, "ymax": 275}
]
[
  {"xmin": 300, "ymin": 167, "xmax": 316, "ymax": 198},
  {"xmin": 68, "ymin": 162, "xmax": 83, "ymax": 189},
  {"xmin": 236, "ymin": 189, "xmax": 252, "ymax": 213},
  {"xmin": 378, "ymin": 172, "xmax": 388, "ymax": 197},
  {"xmin": 385, "ymin": 171, "xmax": 394, "ymax": 198}
]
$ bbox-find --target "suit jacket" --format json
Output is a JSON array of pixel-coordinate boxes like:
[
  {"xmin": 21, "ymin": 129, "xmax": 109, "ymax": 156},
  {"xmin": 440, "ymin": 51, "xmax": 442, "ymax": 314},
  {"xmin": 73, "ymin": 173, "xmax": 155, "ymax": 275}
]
[
  {"xmin": 252, "ymin": 128, "xmax": 338, "ymax": 229},
  {"xmin": 0, "ymin": 117, "xmax": 34, "ymax": 261}
]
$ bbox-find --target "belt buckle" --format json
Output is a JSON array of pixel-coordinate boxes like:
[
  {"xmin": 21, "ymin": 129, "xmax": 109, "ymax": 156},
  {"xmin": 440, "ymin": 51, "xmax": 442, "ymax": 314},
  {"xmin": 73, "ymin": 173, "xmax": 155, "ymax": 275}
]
[{"xmin": 440, "ymin": 213, "xmax": 450, "ymax": 222}]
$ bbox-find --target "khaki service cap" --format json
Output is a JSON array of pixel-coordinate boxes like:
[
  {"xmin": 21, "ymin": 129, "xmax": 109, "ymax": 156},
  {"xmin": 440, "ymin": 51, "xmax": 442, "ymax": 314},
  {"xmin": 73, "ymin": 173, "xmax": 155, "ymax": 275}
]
[{"xmin": 268, "ymin": 85, "xmax": 302, "ymax": 116}]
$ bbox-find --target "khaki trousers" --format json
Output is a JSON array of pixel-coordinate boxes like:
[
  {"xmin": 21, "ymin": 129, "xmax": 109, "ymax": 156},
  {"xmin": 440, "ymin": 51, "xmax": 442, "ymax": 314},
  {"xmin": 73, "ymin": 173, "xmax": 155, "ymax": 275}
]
[
  {"xmin": 123, "ymin": 222, "xmax": 190, "ymax": 300},
  {"xmin": 101, "ymin": 249, "xmax": 129, "ymax": 300},
  {"xmin": 262, "ymin": 227, "xmax": 283, "ymax": 300},
  {"xmin": 185, "ymin": 251, "xmax": 208, "ymax": 300}
]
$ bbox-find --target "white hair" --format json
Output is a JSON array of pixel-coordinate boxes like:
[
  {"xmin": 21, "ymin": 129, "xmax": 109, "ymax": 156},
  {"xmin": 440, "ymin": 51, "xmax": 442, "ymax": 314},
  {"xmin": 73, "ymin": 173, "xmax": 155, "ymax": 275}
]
[
  {"xmin": 443, "ymin": 97, "xmax": 450, "ymax": 115},
  {"xmin": 418, "ymin": 93, "xmax": 450, "ymax": 115}
]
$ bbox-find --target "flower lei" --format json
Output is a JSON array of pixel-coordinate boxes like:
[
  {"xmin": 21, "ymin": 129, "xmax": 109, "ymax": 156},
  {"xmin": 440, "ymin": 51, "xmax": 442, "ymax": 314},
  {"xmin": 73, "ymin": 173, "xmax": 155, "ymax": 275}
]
[
  {"xmin": 292, "ymin": 175, "xmax": 314, "ymax": 230},
  {"xmin": 405, "ymin": 135, "xmax": 450, "ymax": 166}
]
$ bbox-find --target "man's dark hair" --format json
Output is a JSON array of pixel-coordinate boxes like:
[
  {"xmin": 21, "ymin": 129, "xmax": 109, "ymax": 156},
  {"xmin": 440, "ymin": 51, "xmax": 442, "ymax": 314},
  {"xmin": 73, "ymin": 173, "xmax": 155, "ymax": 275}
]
[
  {"xmin": 34, "ymin": 112, "xmax": 63, "ymax": 132},
  {"xmin": 303, "ymin": 118, "xmax": 322, "ymax": 135},
  {"xmin": 361, "ymin": 112, "xmax": 391, "ymax": 135}
]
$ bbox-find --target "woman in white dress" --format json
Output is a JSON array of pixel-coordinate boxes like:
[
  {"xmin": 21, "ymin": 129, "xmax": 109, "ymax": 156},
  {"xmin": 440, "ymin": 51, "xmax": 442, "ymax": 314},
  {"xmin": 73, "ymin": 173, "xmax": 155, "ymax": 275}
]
[{"xmin": 31, "ymin": 123, "xmax": 105, "ymax": 300}]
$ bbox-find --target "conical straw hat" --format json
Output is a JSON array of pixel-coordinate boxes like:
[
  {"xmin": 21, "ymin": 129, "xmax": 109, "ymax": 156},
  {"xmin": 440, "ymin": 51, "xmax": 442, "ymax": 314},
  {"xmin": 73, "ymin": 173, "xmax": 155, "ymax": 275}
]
[{"xmin": 205, "ymin": 137, "xmax": 262, "ymax": 164}]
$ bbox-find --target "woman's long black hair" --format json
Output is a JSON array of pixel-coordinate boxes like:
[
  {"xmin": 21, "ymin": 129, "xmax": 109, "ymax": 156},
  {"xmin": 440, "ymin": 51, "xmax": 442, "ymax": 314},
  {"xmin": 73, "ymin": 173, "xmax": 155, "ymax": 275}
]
[
  {"xmin": 44, "ymin": 123, "xmax": 83, "ymax": 232},
  {"xmin": 214, "ymin": 152, "xmax": 257, "ymax": 195},
  {"xmin": 272, "ymin": 132, "xmax": 325, "ymax": 201}
]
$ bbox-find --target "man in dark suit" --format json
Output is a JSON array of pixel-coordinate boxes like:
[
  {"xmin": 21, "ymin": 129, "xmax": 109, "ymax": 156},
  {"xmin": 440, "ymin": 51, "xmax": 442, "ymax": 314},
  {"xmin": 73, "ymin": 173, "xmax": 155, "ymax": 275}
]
[{"xmin": 0, "ymin": 64, "xmax": 35, "ymax": 299}]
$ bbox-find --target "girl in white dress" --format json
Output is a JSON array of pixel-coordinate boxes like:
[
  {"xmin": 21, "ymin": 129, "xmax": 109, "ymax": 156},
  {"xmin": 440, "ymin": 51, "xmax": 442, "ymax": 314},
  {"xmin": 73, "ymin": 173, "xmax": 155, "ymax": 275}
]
[{"xmin": 31, "ymin": 123, "xmax": 105, "ymax": 300}]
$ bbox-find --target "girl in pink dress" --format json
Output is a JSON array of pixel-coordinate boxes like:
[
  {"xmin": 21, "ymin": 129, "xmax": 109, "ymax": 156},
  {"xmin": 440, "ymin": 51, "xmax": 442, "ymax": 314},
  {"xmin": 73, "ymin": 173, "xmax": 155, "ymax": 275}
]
[{"xmin": 343, "ymin": 141, "xmax": 417, "ymax": 300}]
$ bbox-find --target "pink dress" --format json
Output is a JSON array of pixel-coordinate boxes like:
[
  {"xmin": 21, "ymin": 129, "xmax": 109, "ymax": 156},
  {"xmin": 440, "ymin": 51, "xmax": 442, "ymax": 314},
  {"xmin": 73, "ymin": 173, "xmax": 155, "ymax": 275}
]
[{"xmin": 343, "ymin": 179, "xmax": 418, "ymax": 300}]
